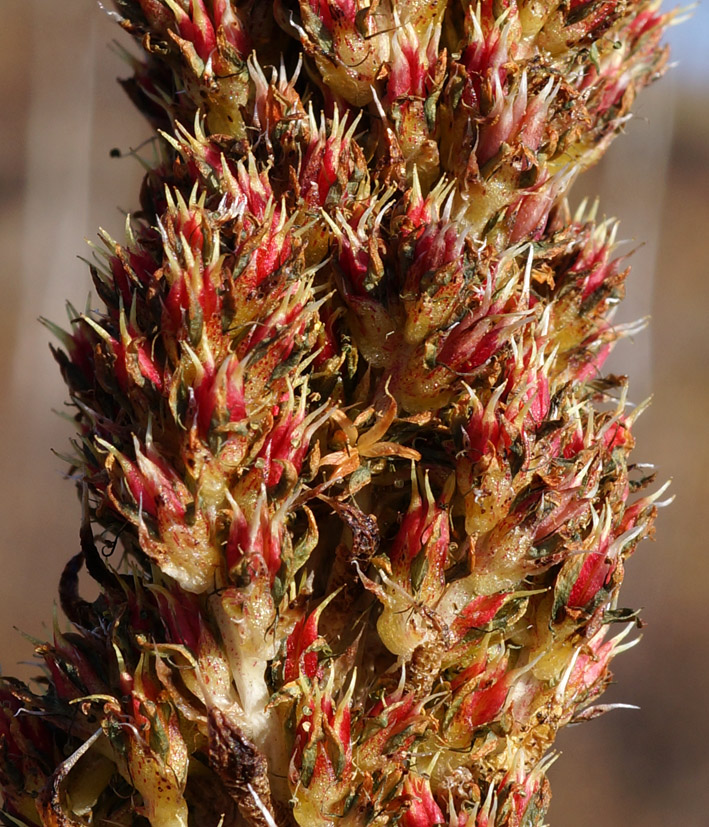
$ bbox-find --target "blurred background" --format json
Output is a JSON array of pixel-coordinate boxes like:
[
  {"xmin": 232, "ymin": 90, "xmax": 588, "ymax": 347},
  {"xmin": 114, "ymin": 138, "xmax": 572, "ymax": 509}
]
[{"xmin": 1, "ymin": 2, "xmax": 707, "ymax": 824}]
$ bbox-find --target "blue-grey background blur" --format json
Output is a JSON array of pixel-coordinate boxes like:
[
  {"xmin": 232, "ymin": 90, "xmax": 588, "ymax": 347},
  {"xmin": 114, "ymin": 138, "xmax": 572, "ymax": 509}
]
[{"xmin": 1, "ymin": 2, "xmax": 707, "ymax": 824}]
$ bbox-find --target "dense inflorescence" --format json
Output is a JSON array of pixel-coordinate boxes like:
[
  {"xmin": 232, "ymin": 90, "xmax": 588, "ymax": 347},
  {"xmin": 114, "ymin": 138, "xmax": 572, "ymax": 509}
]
[{"xmin": 0, "ymin": 1, "xmax": 673, "ymax": 826}]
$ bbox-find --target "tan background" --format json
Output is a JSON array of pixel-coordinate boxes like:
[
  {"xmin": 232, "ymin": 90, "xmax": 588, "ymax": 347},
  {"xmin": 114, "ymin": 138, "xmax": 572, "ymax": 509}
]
[{"xmin": 1, "ymin": 2, "xmax": 708, "ymax": 824}]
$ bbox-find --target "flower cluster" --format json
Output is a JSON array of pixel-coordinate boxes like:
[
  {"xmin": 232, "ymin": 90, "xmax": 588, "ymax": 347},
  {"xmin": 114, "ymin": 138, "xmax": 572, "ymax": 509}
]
[{"xmin": 1, "ymin": 1, "xmax": 672, "ymax": 826}]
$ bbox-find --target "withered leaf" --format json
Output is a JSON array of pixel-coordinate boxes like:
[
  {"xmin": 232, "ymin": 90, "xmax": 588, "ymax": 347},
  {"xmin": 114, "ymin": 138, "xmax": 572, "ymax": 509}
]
[
  {"xmin": 325, "ymin": 498, "xmax": 380, "ymax": 565},
  {"xmin": 207, "ymin": 708, "xmax": 275, "ymax": 827}
]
